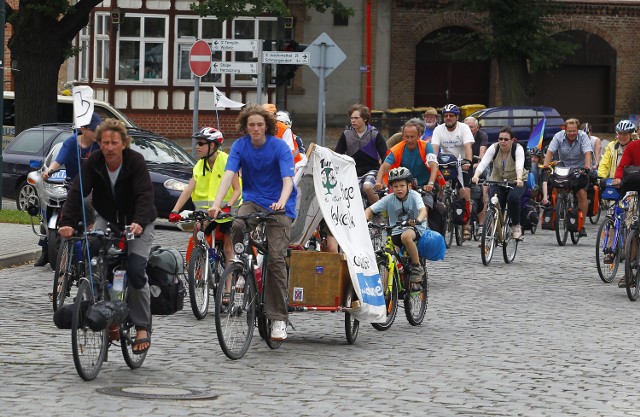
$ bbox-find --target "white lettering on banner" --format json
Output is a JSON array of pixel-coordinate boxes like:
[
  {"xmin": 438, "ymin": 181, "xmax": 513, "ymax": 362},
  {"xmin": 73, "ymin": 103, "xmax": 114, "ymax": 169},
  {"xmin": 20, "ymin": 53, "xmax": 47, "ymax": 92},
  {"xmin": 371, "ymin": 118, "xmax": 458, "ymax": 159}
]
[{"xmin": 361, "ymin": 283, "xmax": 384, "ymax": 298}]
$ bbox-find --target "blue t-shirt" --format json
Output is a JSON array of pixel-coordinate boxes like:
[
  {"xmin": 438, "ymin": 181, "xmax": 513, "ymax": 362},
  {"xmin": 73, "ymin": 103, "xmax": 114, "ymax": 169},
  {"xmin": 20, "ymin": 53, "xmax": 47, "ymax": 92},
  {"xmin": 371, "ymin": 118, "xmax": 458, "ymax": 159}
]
[
  {"xmin": 55, "ymin": 133, "xmax": 100, "ymax": 180},
  {"xmin": 383, "ymin": 142, "xmax": 435, "ymax": 186},
  {"xmin": 226, "ymin": 134, "xmax": 297, "ymax": 219},
  {"xmin": 420, "ymin": 127, "xmax": 435, "ymax": 141},
  {"xmin": 369, "ymin": 189, "xmax": 426, "ymax": 236}
]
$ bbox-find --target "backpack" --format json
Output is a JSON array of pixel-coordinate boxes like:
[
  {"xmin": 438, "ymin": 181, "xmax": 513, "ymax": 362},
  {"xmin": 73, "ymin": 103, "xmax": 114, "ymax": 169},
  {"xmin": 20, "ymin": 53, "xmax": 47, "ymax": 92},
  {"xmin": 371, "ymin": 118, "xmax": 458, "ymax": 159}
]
[
  {"xmin": 492, "ymin": 143, "xmax": 531, "ymax": 171},
  {"xmin": 146, "ymin": 247, "xmax": 186, "ymax": 316}
]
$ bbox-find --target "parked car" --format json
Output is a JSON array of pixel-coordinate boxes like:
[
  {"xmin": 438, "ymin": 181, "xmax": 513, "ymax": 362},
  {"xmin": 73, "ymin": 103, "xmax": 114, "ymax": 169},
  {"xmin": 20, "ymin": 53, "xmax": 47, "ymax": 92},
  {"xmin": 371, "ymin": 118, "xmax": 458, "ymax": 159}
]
[
  {"xmin": 470, "ymin": 106, "xmax": 564, "ymax": 148},
  {"xmin": 2, "ymin": 124, "xmax": 195, "ymax": 218}
]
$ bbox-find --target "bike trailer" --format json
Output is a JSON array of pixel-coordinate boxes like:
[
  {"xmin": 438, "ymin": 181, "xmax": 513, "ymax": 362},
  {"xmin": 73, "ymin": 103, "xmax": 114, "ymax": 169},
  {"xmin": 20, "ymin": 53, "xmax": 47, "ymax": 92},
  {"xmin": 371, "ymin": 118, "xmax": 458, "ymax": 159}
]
[
  {"xmin": 287, "ymin": 251, "xmax": 350, "ymax": 308},
  {"xmin": 147, "ymin": 247, "xmax": 186, "ymax": 315}
]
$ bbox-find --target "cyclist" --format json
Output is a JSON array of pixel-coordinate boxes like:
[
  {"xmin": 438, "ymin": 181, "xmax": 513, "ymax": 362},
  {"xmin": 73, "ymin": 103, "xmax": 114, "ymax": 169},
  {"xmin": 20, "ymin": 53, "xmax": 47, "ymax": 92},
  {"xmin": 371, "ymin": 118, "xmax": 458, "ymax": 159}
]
[
  {"xmin": 335, "ymin": 103, "xmax": 387, "ymax": 206},
  {"xmin": 582, "ymin": 122, "xmax": 602, "ymax": 169},
  {"xmin": 421, "ymin": 107, "xmax": 439, "ymax": 141},
  {"xmin": 276, "ymin": 110, "xmax": 306, "ymax": 154},
  {"xmin": 210, "ymin": 105, "xmax": 297, "ymax": 342},
  {"xmin": 465, "ymin": 116, "xmax": 489, "ymax": 234},
  {"xmin": 471, "ymin": 126, "xmax": 527, "ymax": 239},
  {"xmin": 59, "ymin": 118, "xmax": 156, "ymax": 354},
  {"xmin": 365, "ymin": 167, "xmax": 427, "ymax": 282},
  {"xmin": 34, "ymin": 112, "xmax": 102, "ymax": 267},
  {"xmin": 598, "ymin": 120, "xmax": 636, "ymax": 270},
  {"xmin": 431, "ymin": 103, "xmax": 475, "ymax": 240},
  {"xmin": 262, "ymin": 103, "xmax": 307, "ymax": 172},
  {"xmin": 543, "ymin": 118, "xmax": 593, "ymax": 237},
  {"xmin": 169, "ymin": 127, "xmax": 242, "ymax": 268},
  {"xmin": 375, "ymin": 118, "xmax": 440, "ymax": 223}
]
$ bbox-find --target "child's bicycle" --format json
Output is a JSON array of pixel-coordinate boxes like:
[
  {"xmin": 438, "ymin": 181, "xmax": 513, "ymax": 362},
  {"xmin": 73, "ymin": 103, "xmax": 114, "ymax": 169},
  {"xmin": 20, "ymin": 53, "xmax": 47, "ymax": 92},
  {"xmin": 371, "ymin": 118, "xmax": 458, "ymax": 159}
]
[{"xmin": 367, "ymin": 221, "xmax": 429, "ymax": 330}]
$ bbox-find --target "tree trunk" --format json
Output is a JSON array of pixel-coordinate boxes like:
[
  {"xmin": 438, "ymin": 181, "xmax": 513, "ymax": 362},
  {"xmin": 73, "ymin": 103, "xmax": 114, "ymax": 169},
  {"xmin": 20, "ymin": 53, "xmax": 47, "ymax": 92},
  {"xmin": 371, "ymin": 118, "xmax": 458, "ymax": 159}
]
[{"xmin": 497, "ymin": 58, "xmax": 535, "ymax": 106}]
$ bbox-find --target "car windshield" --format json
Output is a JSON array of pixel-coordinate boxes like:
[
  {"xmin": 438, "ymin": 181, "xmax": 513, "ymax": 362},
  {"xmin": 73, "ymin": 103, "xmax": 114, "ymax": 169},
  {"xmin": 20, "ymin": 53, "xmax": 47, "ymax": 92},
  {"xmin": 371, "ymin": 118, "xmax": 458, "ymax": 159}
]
[
  {"xmin": 130, "ymin": 135, "xmax": 195, "ymax": 165},
  {"xmin": 5, "ymin": 129, "xmax": 57, "ymax": 154}
]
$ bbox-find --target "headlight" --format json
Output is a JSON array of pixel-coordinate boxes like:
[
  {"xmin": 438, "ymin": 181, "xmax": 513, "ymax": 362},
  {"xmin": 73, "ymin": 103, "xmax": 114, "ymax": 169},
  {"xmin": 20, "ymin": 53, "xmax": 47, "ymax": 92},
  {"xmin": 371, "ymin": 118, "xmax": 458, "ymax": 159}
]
[
  {"xmin": 234, "ymin": 243, "xmax": 245, "ymax": 254},
  {"xmin": 164, "ymin": 178, "xmax": 189, "ymax": 191}
]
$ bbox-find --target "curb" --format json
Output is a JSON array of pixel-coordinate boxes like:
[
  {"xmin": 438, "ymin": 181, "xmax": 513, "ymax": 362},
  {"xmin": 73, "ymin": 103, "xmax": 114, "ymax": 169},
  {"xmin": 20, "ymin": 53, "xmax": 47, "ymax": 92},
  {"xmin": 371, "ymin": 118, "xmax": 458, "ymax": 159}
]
[{"xmin": 0, "ymin": 250, "xmax": 40, "ymax": 269}]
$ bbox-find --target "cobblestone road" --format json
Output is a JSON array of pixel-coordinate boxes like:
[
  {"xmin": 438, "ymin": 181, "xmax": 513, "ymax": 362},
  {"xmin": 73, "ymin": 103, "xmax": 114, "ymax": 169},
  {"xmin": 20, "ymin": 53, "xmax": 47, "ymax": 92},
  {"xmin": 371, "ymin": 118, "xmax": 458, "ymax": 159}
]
[{"xmin": 2, "ymin": 220, "xmax": 640, "ymax": 416}]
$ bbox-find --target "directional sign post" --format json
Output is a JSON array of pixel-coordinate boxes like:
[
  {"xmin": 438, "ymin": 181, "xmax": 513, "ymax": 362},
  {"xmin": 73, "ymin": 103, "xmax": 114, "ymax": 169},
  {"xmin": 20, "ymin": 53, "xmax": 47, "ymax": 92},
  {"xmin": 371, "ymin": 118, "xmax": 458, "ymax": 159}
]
[
  {"xmin": 262, "ymin": 51, "xmax": 310, "ymax": 65},
  {"xmin": 210, "ymin": 39, "xmax": 263, "ymax": 104},
  {"xmin": 189, "ymin": 40, "xmax": 213, "ymax": 157},
  {"xmin": 305, "ymin": 33, "xmax": 346, "ymax": 146}
]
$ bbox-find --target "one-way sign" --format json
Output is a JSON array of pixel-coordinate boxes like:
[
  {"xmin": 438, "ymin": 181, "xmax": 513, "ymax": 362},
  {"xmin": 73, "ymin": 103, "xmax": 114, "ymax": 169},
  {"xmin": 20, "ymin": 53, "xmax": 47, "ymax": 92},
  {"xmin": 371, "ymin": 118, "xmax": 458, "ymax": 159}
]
[{"xmin": 262, "ymin": 51, "xmax": 310, "ymax": 65}]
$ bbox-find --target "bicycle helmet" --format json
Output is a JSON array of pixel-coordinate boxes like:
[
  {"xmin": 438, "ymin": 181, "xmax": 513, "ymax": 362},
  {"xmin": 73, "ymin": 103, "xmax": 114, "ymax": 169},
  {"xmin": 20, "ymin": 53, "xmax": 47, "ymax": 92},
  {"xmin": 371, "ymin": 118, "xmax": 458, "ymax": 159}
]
[
  {"xmin": 616, "ymin": 120, "xmax": 636, "ymax": 133},
  {"xmin": 388, "ymin": 167, "xmax": 413, "ymax": 184},
  {"xmin": 194, "ymin": 126, "xmax": 224, "ymax": 145},
  {"xmin": 276, "ymin": 110, "xmax": 292, "ymax": 127},
  {"xmin": 441, "ymin": 104, "xmax": 460, "ymax": 115}
]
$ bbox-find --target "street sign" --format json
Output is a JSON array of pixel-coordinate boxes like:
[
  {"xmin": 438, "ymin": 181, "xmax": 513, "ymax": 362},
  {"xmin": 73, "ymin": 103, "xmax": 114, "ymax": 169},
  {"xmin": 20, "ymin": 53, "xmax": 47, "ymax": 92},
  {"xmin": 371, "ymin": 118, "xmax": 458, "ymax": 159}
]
[
  {"xmin": 211, "ymin": 39, "xmax": 259, "ymax": 52},
  {"xmin": 189, "ymin": 40, "xmax": 212, "ymax": 78},
  {"xmin": 262, "ymin": 51, "xmax": 310, "ymax": 65},
  {"xmin": 305, "ymin": 32, "xmax": 346, "ymax": 78},
  {"xmin": 210, "ymin": 61, "xmax": 257, "ymax": 74}
]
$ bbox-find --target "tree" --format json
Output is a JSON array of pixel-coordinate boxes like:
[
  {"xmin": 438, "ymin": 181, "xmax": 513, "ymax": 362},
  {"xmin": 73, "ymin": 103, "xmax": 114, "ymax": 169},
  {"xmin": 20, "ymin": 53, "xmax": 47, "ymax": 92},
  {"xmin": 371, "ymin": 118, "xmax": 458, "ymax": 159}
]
[
  {"xmin": 6, "ymin": 1, "xmax": 102, "ymax": 135},
  {"xmin": 444, "ymin": 0, "xmax": 576, "ymax": 105},
  {"xmin": 6, "ymin": 0, "xmax": 352, "ymax": 135}
]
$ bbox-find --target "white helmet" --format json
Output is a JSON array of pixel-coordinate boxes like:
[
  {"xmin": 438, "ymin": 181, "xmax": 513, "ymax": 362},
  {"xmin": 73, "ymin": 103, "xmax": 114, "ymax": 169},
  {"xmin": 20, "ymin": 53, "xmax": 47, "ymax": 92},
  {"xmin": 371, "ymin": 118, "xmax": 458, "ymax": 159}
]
[{"xmin": 276, "ymin": 110, "xmax": 292, "ymax": 127}]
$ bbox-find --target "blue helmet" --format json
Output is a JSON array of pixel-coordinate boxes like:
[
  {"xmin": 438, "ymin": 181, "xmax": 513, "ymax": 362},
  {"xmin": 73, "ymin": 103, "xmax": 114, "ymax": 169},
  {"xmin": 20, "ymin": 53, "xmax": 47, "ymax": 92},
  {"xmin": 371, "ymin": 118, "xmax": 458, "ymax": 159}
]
[
  {"xmin": 616, "ymin": 120, "xmax": 636, "ymax": 133},
  {"xmin": 441, "ymin": 104, "xmax": 460, "ymax": 116}
]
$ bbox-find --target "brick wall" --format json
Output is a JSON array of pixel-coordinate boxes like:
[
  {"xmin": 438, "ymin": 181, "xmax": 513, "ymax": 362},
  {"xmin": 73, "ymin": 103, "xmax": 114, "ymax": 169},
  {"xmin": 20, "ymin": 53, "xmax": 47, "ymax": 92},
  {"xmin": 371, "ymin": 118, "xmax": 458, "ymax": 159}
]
[{"xmin": 127, "ymin": 111, "xmax": 241, "ymax": 140}]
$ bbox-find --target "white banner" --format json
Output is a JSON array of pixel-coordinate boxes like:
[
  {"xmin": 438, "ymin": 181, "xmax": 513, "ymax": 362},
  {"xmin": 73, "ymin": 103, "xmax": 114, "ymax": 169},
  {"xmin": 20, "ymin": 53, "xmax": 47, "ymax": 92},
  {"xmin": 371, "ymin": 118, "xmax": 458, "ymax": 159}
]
[
  {"xmin": 72, "ymin": 86, "xmax": 94, "ymax": 128},
  {"xmin": 213, "ymin": 86, "xmax": 245, "ymax": 109},
  {"xmin": 306, "ymin": 145, "xmax": 386, "ymax": 323}
]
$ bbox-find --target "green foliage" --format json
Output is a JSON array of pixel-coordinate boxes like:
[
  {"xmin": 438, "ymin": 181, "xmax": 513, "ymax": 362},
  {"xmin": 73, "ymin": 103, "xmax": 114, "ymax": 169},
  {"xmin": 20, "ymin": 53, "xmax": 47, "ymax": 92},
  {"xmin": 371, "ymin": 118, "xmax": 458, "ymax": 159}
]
[
  {"xmin": 25, "ymin": 0, "xmax": 72, "ymax": 19},
  {"xmin": 0, "ymin": 209, "xmax": 33, "ymax": 225},
  {"xmin": 191, "ymin": 0, "xmax": 353, "ymax": 22}
]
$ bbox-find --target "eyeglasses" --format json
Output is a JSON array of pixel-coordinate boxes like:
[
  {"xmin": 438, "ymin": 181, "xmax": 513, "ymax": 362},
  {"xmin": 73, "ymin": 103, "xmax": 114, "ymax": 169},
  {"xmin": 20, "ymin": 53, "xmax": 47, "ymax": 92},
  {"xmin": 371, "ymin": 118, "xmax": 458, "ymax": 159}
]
[
  {"xmin": 196, "ymin": 142, "xmax": 208, "ymax": 147},
  {"xmin": 498, "ymin": 137, "xmax": 511, "ymax": 142}
]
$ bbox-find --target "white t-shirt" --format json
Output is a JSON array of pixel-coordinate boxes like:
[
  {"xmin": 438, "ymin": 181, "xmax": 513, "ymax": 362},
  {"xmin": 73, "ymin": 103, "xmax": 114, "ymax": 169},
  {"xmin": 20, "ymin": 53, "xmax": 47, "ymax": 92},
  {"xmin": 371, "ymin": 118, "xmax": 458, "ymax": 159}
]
[{"xmin": 431, "ymin": 122, "xmax": 475, "ymax": 158}]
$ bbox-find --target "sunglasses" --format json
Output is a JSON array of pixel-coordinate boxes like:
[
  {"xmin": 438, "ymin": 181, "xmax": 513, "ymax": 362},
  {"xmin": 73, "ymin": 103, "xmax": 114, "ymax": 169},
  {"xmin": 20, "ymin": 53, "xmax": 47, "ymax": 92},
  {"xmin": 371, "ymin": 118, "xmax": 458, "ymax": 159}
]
[
  {"xmin": 498, "ymin": 137, "xmax": 511, "ymax": 142},
  {"xmin": 196, "ymin": 142, "xmax": 208, "ymax": 147}
]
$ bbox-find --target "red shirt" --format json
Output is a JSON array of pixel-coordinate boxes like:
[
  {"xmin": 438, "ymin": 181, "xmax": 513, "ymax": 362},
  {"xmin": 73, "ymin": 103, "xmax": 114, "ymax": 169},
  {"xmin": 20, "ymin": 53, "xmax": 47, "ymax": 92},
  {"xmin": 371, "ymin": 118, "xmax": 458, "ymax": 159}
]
[{"xmin": 615, "ymin": 140, "xmax": 640, "ymax": 179}]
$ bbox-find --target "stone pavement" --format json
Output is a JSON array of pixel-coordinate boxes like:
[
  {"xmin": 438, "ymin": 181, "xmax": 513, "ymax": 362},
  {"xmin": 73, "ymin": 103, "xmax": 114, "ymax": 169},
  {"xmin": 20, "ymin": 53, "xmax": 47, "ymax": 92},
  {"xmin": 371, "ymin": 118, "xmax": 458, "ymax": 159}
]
[{"xmin": 3, "ymin": 215, "xmax": 640, "ymax": 416}]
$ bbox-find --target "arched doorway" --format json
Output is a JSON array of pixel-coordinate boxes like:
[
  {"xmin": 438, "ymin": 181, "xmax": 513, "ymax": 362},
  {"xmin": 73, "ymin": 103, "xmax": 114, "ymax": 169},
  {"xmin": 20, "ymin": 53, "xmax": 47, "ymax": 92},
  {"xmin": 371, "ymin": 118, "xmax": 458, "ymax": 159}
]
[
  {"xmin": 534, "ymin": 30, "xmax": 616, "ymax": 131},
  {"xmin": 414, "ymin": 27, "xmax": 490, "ymax": 107}
]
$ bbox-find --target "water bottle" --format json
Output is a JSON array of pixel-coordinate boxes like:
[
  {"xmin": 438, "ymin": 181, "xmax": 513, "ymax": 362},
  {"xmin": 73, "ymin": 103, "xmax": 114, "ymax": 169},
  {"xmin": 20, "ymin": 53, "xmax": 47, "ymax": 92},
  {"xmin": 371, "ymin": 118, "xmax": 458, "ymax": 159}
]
[{"xmin": 113, "ymin": 270, "xmax": 127, "ymax": 301}]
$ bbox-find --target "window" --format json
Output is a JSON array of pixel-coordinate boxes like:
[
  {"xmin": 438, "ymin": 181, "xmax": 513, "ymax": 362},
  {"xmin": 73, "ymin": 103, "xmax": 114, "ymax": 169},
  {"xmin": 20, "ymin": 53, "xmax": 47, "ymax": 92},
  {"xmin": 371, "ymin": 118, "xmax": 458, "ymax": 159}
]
[
  {"xmin": 480, "ymin": 110, "xmax": 509, "ymax": 128},
  {"xmin": 175, "ymin": 16, "xmax": 224, "ymax": 84},
  {"xmin": 117, "ymin": 15, "xmax": 168, "ymax": 83},
  {"xmin": 231, "ymin": 18, "xmax": 277, "ymax": 85},
  {"xmin": 512, "ymin": 109, "xmax": 540, "ymax": 128},
  {"xmin": 333, "ymin": 13, "xmax": 349, "ymax": 26},
  {"xmin": 94, "ymin": 13, "xmax": 110, "ymax": 82},
  {"xmin": 78, "ymin": 25, "xmax": 90, "ymax": 82}
]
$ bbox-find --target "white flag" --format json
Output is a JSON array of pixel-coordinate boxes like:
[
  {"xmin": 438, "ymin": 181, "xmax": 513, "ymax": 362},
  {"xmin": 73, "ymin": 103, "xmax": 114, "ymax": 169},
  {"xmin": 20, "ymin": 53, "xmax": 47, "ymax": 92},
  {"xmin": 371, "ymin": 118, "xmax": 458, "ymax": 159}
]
[
  {"xmin": 72, "ymin": 86, "xmax": 94, "ymax": 128},
  {"xmin": 213, "ymin": 86, "xmax": 245, "ymax": 109}
]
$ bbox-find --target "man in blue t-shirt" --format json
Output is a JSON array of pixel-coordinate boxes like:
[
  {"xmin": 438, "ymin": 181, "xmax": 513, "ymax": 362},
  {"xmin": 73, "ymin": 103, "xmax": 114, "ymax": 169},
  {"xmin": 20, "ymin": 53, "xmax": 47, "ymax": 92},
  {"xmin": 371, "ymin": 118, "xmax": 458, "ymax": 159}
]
[{"xmin": 211, "ymin": 105, "xmax": 296, "ymax": 342}]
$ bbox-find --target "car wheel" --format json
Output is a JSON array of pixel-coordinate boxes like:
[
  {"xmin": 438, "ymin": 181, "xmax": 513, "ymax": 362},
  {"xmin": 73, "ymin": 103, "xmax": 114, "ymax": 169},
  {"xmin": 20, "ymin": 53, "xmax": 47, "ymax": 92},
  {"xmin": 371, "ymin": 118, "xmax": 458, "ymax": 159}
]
[{"xmin": 17, "ymin": 180, "xmax": 38, "ymax": 211}]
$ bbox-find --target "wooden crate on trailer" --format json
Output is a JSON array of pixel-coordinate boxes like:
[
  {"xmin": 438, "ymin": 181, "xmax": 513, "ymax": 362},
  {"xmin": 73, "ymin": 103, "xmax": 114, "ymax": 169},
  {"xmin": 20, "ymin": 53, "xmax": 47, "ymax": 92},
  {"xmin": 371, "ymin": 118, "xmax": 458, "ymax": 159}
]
[{"xmin": 288, "ymin": 250, "xmax": 350, "ymax": 307}]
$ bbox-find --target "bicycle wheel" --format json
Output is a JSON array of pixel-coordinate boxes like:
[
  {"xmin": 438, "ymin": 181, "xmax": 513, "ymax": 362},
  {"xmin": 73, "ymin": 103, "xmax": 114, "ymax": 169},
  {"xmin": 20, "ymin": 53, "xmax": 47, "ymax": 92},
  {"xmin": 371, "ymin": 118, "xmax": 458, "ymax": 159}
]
[
  {"xmin": 120, "ymin": 287, "xmax": 150, "ymax": 369},
  {"xmin": 481, "ymin": 208, "xmax": 497, "ymax": 266},
  {"xmin": 625, "ymin": 229, "xmax": 640, "ymax": 301},
  {"xmin": 344, "ymin": 287, "xmax": 359, "ymax": 344},
  {"xmin": 596, "ymin": 218, "xmax": 618, "ymax": 283},
  {"xmin": 404, "ymin": 258, "xmax": 428, "ymax": 326},
  {"xmin": 454, "ymin": 225, "xmax": 463, "ymax": 246},
  {"xmin": 72, "ymin": 279, "xmax": 107, "ymax": 381},
  {"xmin": 372, "ymin": 259, "xmax": 398, "ymax": 331},
  {"xmin": 555, "ymin": 198, "xmax": 568, "ymax": 246},
  {"xmin": 53, "ymin": 239, "xmax": 76, "ymax": 311},
  {"xmin": 444, "ymin": 204, "xmax": 454, "ymax": 249},
  {"xmin": 214, "ymin": 263, "xmax": 256, "ymax": 360},
  {"xmin": 187, "ymin": 246, "xmax": 210, "ymax": 320},
  {"xmin": 502, "ymin": 215, "xmax": 518, "ymax": 264}
]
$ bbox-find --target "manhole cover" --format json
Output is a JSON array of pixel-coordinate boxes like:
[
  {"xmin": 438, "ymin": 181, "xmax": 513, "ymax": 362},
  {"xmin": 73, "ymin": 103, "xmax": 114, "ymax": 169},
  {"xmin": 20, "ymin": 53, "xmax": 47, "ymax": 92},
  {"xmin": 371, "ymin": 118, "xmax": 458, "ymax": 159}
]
[{"xmin": 97, "ymin": 386, "xmax": 217, "ymax": 400}]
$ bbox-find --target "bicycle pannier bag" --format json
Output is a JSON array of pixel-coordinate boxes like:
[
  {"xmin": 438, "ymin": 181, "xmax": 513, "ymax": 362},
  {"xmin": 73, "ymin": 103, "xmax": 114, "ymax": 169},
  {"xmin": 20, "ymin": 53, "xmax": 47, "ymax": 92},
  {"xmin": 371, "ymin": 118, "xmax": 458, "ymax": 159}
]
[
  {"xmin": 53, "ymin": 301, "xmax": 89, "ymax": 329},
  {"xmin": 85, "ymin": 300, "xmax": 129, "ymax": 331},
  {"xmin": 552, "ymin": 166, "xmax": 571, "ymax": 189},
  {"xmin": 587, "ymin": 185, "xmax": 599, "ymax": 217},
  {"xmin": 147, "ymin": 247, "xmax": 186, "ymax": 315},
  {"xmin": 428, "ymin": 200, "xmax": 447, "ymax": 236},
  {"xmin": 623, "ymin": 165, "xmax": 640, "ymax": 192},
  {"xmin": 566, "ymin": 208, "xmax": 580, "ymax": 232},
  {"xmin": 417, "ymin": 228, "xmax": 446, "ymax": 261},
  {"xmin": 541, "ymin": 206, "xmax": 556, "ymax": 230},
  {"xmin": 437, "ymin": 153, "xmax": 459, "ymax": 182},
  {"xmin": 451, "ymin": 198, "xmax": 470, "ymax": 226},
  {"xmin": 520, "ymin": 203, "xmax": 539, "ymax": 231}
]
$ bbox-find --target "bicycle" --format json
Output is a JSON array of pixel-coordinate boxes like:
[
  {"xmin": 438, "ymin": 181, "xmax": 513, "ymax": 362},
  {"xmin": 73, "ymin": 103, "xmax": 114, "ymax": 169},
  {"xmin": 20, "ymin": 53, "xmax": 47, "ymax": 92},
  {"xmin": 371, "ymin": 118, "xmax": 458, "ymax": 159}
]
[
  {"xmin": 71, "ymin": 225, "xmax": 149, "ymax": 380},
  {"xmin": 52, "ymin": 224, "xmax": 86, "ymax": 312},
  {"xmin": 624, "ymin": 193, "xmax": 640, "ymax": 301},
  {"xmin": 595, "ymin": 181, "xmax": 626, "ymax": 283},
  {"xmin": 479, "ymin": 180, "xmax": 519, "ymax": 265},
  {"xmin": 551, "ymin": 166, "xmax": 587, "ymax": 246},
  {"xmin": 177, "ymin": 210, "xmax": 226, "ymax": 320},
  {"xmin": 438, "ymin": 154, "xmax": 472, "ymax": 248},
  {"xmin": 368, "ymin": 222, "xmax": 429, "ymax": 329}
]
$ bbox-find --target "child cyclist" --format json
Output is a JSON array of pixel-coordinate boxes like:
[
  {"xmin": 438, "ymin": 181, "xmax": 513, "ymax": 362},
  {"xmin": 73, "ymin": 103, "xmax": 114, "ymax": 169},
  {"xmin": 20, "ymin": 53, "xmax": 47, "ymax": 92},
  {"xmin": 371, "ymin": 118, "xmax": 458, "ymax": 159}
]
[
  {"xmin": 364, "ymin": 167, "xmax": 427, "ymax": 282},
  {"xmin": 169, "ymin": 127, "xmax": 242, "ymax": 265}
]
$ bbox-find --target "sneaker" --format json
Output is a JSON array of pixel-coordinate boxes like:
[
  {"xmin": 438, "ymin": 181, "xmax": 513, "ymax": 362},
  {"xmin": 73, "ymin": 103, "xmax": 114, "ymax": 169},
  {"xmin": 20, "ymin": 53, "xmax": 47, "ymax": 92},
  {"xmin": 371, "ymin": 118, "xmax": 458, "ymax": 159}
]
[
  {"xmin": 409, "ymin": 264, "xmax": 424, "ymax": 283},
  {"xmin": 603, "ymin": 252, "xmax": 615, "ymax": 264},
  {"xmin": 271, "ymin": 320, "xmax": 287, "ymax": 341},
  {"xmin": 34, "ymin": 250, "xmax": 49, "ymax": 267},
  {"xmin": 512, "ymin": 225, "xmax": 522, "ymax": 240},
  {"xmin": 579, "ymin": 227, "xmax": 587, "ymax": 238}
]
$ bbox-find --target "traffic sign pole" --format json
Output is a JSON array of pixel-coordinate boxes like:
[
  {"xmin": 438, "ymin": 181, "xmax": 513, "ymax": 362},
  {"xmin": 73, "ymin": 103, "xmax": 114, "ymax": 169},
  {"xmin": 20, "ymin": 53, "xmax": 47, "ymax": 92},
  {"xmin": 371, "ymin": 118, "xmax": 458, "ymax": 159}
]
[
  {"xmin": 189, "ymin": 40, "xmax": 212, "ymax": 158},
  {"xmin": 316, "ymin": 43, "xmax": 327, "ymax": 147},
  {"xmin": 256, "ymin": 42, "xmax": 263, "ymax": 105},
  {"xmin": 192, "ymin": 77, "xmax": 199, "ymax": 157}
]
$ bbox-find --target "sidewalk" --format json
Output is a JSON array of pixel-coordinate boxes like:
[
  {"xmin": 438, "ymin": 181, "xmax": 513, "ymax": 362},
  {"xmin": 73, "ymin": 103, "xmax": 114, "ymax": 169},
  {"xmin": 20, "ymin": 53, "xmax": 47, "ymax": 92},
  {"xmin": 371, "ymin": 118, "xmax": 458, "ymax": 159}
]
[{"xmin": 0, "ymin": 222, "xmax": 40, "ymax": 268}]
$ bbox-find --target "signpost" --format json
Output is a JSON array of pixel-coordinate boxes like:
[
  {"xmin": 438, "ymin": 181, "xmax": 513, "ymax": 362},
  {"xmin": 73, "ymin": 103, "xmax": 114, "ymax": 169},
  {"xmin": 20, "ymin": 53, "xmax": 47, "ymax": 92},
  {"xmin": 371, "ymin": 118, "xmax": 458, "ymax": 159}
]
[
  {"xmin": 210, "ymin": 61, "xmax": 258, "ymax": 75},
  {"xmin": 211, "ymin": 39, "xmax": 259, "ymax": 52},
  {"xmin": 262, "ymin": 51, "xmax": 310, "ymax": 65},
  {"xmin": 210, "ymin": 39, "xmax": 263, "ymax": 104},
  {"xmin": 305, "ymin": 33, "xmax": 346, "ymax": 146},
  {"xmin": 189, "ymin": 40, "xmax": 213, "ymax": 156}
]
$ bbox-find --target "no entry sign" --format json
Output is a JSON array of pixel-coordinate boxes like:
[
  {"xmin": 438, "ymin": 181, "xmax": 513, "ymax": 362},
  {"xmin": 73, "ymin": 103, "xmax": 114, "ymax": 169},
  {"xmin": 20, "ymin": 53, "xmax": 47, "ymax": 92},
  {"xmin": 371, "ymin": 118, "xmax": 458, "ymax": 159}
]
[{"xmin": 189, "ymin": 40, "xmax": 212, "ymax": 77}]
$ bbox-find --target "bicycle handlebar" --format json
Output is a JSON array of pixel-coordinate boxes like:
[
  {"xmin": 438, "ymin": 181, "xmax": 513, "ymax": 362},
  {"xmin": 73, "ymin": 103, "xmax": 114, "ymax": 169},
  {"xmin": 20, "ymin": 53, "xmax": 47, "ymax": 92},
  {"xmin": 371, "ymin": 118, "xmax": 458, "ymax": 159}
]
[{"xmin": 480, "ymin": 179, "xmax": 516, "ymax": 188}]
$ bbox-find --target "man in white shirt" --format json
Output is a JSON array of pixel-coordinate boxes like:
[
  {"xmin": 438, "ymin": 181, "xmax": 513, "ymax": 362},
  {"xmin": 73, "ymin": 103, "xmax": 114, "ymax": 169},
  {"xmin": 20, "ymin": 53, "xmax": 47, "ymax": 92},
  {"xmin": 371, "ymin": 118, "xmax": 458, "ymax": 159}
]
[{"xmin": 431, "ymin": 104, "xmax": 475, "ymax": 240}]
